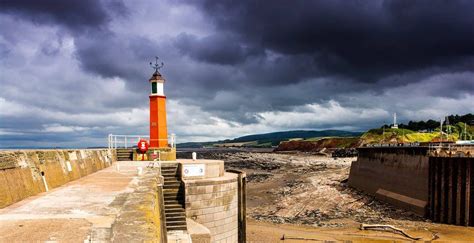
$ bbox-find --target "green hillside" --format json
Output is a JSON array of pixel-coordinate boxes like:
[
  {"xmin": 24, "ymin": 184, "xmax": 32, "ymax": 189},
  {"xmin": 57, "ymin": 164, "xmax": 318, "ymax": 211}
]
[
  {"xmin": 361, "ymin": 125, "xmax": 472, "ymax": 144},
  {"xmin": 177, "ymin": 113, "xmax": 473, "ymax": 148},
  {"xmin": 177, "ymin": 130, "xmax": 362, "ymax": 148}
]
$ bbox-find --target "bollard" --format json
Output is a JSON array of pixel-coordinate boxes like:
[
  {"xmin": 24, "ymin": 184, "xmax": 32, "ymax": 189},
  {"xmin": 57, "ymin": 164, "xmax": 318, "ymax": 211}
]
[
  {"xmin": 137, "ymin": 167, "xmax": 143, "ymax": 176},
  {"xmin": 116, "ymin": 163, "xmax": 120, "ymax": 171},
  {"xmin": 66, "ymin": 161, "xmax": 72, "ymax": 172},
  {"xmin": 41, "ymin": 171, "xmax": 49, "ymax": 192},
  {"xmin": 192, "ymin": 152, "xmax": 197, "ymax": 161}
]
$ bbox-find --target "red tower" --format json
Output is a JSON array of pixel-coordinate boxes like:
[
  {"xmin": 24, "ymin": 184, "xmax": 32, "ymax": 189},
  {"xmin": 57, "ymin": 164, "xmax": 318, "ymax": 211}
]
[{"xmin": 149, "ymin": 70, "xmax": 168, "ymax": 148}]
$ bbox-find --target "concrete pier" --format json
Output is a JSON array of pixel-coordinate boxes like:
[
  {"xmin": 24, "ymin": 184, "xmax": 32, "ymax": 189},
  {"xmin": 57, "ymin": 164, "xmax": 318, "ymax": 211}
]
[{"xmin": 0, "ymin": 161, "xmax": 165, "ymax": 242}]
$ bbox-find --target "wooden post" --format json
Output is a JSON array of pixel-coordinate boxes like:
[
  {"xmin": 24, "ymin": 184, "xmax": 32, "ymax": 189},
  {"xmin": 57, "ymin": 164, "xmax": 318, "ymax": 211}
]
[
  {"xmin": 447, "ymin": 159, "xmax": 453, "ymax": 224},
  {"xmin": 456, "ymin": 160, "xmax": 462, "ymax": 225},
  {"xmin": 465, "ymin": 160, "xmax": 471, "ymax": 226},
  {"xmin": 440, "ymin": 160, "xmax": 446, "ymax": 223},
  {"xmin": 433, "ymin": 159, "xmax": 439, "ymax": 222}
]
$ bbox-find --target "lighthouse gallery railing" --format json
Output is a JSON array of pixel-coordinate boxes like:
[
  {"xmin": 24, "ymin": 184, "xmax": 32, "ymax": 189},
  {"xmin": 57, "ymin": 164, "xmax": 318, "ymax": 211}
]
[{"xmin": 108, "ymin": 134, "xmax": 176, "ymax": 149}]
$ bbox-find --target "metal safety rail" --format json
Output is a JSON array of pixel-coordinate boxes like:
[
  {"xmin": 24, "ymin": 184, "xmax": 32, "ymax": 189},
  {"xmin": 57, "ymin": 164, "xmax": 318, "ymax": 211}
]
[
  {"xmin": 108, "ymin": 134, "xmax": 176, "ymax": 149},
  {"xmin": 428, "ymin": 143, "xmax": 474, "ymax": 157}
]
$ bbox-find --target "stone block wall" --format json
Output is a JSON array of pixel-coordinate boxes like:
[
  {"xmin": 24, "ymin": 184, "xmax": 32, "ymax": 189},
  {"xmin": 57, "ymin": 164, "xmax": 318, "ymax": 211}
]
[
  {"xmin": 184, "ymin": 173, "xmax": 239, "ymax": 243},
  {"xmin": 0, "ymin": 149, "xmax": 115, "ymax": 209}
]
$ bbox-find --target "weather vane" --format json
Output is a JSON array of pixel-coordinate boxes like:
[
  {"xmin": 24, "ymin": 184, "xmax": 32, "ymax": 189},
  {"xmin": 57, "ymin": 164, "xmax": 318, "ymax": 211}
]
[{"xmin": 150, "ymin": 56, "xmax": 164, "ymax": 72}]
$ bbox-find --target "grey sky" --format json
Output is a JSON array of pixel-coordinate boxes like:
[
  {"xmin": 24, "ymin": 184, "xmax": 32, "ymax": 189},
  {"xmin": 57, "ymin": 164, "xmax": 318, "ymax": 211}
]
[{"xmin": 0, "ymin": 0, "xmax": 473, "ymax": 147}]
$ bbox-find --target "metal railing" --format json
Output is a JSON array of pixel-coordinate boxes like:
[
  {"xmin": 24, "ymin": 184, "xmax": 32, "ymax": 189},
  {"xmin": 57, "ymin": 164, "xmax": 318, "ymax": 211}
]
[
  {"xmin": 428, "ymin": 143, "xmax": 474, "ymax": 157},
  {"xmin": 108, "ymin": 134, "xmax": 176, "ymax": 149}
]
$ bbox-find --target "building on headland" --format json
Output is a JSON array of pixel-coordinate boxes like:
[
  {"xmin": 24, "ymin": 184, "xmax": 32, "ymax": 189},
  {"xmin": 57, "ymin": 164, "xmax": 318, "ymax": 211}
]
[
  {"xmin": 391, "ymin": 113, "xmax": 398, "ymax": 129},
  {"xmin": 349, "ymin": 143, "xmax": 474, "ymax": 226}
]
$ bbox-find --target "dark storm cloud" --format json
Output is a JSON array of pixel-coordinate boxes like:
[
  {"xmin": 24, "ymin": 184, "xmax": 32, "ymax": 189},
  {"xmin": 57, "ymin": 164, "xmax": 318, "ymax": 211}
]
[
  {"xmin": 1, "ymin": 0, "xmax": 473, "ymax": 147},
  {"xmin": 183, "ymin": 0, "xmax": 474, "ymax": 82},
  {"xmin": 174, "ymin": 33, "xmax": 260, "ymax": 65},
  {"xmin": 0, "ymin": 0, "xmax": 126, "ymax": 32}
]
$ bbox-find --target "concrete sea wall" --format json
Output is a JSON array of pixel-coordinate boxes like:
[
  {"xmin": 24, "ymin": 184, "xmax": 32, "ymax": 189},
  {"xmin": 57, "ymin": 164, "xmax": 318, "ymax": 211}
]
[
  {"xmin": 0, "ymin": 149, "xmax": 116, "ymax": 209},
  {"xmin": 348, "ymin": 147, "xmax": 429, "ymax": 215}
]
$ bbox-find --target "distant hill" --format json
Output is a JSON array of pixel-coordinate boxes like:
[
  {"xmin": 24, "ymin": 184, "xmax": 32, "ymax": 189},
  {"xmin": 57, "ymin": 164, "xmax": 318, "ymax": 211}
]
[
  {"xmin": 177, "ymin": 130, "xmax": 362, "ymax": 148},
  {"xmin": 178, "ymin": 113, "xmax": 474, "ymax": 149}
]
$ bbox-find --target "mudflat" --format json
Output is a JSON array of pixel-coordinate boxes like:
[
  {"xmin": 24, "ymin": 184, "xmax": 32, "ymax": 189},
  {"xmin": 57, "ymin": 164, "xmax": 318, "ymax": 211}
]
[{"xmin": 180, "ymin": 150, "xmax": 474, "ymax": 241}]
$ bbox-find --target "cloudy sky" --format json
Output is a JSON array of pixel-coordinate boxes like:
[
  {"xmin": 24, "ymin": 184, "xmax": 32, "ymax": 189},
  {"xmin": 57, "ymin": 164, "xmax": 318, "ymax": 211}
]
[{"xmin": 0, "ymin": 0, "xmax": 473, "ymax": 147}]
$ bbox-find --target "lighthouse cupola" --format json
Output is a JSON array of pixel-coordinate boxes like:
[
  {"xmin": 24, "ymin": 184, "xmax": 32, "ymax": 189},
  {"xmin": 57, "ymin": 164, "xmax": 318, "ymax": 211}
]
[{"xmin": 149, "ymin": 71, "xmax": 165, "ymax": 96}]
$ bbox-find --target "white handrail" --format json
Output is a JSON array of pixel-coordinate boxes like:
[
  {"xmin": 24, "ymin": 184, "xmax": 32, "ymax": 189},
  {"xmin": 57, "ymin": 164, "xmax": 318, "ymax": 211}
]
[{"xmin": 108, "ymin": 134, "xmax": 176, "ymax": 149}]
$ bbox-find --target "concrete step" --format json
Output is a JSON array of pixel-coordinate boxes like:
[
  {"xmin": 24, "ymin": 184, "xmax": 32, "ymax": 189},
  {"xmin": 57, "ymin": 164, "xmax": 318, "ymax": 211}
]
[
  {"xmin": 164, "ymin": 199, "xmax": 183, "ymax": 205},
  {"xmin": 161, "ymin": 170, "xmax": 178, "ymax": 174},
  {"xmin": 164, "ymin": 197, "xmax": 184, "ymax": 201},
  {"xmin": 166, "ymin": 216, "xmax": 186, "ymax": 221},
  {"xmin": 161, "ymin": 169, "xmax": 179, "ymax": 173},
  {"xmin": 165, "ymin": 211, "xmax": 186, "ymax": 217},
  {"xmin": 163, "ymin": 183, "xmax": 180, "ymax": 187},
  {"xmin": 163, "ymin": 188, "xmax": 180, "ymax": 192},
  {"xmin": 166, "ymin": 221, "xmax": 187, "ymax": 227},
  {"xmin": 164, "ymin": 194, "xmax": 184, "ymax": 200},
  {"xmin": 164, "ymin": 177, "xmax": 181, "ymax": 183},
  {"xmin": 164, "ymin": 181, "xmax": 181, "ymax": 185},
  {"xmin": 116, "ymin": 151, "xmax": 133, "ymax": 156},
  {"xmin": 163, "ymin": 189, "xmax": 183, "ymax": 194},
  {"xmin": 165, "ymin": 210, "xmax": 185, "ymax": 215},
  {"xmin": 161, "ymin": 167, "xmax": 178, "ymax": 170},
  {"xmin": 116, "ymin": 149, "xmax": 134, "ymax": 152},
  {"xmin": 161, "ymin": 166, "xmax": 178, "ymax": 170},
  {"xmin": 165, "ymin": 205, "xmax": 185, "ymax": 210},
  {"xmin": 166, "ymin": 225, "xmax": 187, "ymax": 231},
  {"xmin": 165, "ymin": 202, "xmax": 184, "ymax": 207},
  {"xmin": 163, "ymin": 186, "xmax": 180, "ymax": 190},
  {"xmin": 161, "ymin": 172, "xmax": 178, "ymax": 177}
]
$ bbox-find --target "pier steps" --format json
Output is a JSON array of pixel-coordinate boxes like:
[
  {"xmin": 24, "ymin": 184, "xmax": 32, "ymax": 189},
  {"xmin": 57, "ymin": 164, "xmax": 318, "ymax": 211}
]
[
  {"xmin": 162, "ymin": 164, "xmax": 187, "ymax": 232},
  {"xmin": 116, "ymin": 148, "xmax": 133, "ymax": 161}
]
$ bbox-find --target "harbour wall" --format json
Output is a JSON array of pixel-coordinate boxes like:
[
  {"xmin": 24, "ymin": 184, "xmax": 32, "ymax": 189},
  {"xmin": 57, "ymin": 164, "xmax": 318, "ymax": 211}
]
[
  {"xmin": 348, "ymin": 147, "xmax": 430, "ymax": 215},
  {"xmin": 0, "ymin": 149, "xmax": 116, "ymax": 209}
]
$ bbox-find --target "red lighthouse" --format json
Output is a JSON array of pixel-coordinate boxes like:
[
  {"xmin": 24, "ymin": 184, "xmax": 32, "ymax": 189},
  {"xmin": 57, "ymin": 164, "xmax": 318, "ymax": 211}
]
[{"xmin": 149, "ymin": 58, "xmax": 168, "ymax": 148}]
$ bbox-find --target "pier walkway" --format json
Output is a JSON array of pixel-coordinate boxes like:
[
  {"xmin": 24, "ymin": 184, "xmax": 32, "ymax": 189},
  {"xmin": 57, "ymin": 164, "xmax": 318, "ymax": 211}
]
[{"xmin": 0, "ymin": 161, "xmax": 155, "ymax": 242}]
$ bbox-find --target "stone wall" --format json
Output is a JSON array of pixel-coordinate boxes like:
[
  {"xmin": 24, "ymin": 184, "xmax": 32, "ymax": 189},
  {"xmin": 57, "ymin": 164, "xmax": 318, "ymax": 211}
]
[
  {"xmin": 0, "ymin": 149, "xmax": 115, "ymax": 209},
  {"xmin": 184, "ymin": 173, "xmax": 239, "ymax": 243},
  {"xmin": 348, "ymin": 147, "xmax": 429, "ymax": 215}
]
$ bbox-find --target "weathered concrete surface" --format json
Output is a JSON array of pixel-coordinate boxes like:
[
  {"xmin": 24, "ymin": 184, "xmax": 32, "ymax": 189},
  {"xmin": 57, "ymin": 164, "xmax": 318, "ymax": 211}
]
[
  {"xmin": 348, "ymin": 147, "xmax": 430, "ymax": 215},
  {"xmin": 0, "ymin": 149, "xmax": 116, "ymax": 209},
  {"xmin": 0, "ymin": 161, "xmax": 164, "ymax": 242}
]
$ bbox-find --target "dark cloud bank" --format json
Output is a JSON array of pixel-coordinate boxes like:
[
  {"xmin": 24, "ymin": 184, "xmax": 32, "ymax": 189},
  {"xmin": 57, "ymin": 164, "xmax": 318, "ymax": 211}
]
[{"xmin": 0, "ymin": 0, "xmax": 473, "ymax": 146}]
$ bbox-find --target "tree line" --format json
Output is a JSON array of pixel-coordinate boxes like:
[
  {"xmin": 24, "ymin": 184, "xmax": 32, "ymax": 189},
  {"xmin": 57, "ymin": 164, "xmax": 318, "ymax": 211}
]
[{"xmin": 382, "ymin": 113, "xmax": 473, "ymax": 132}]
